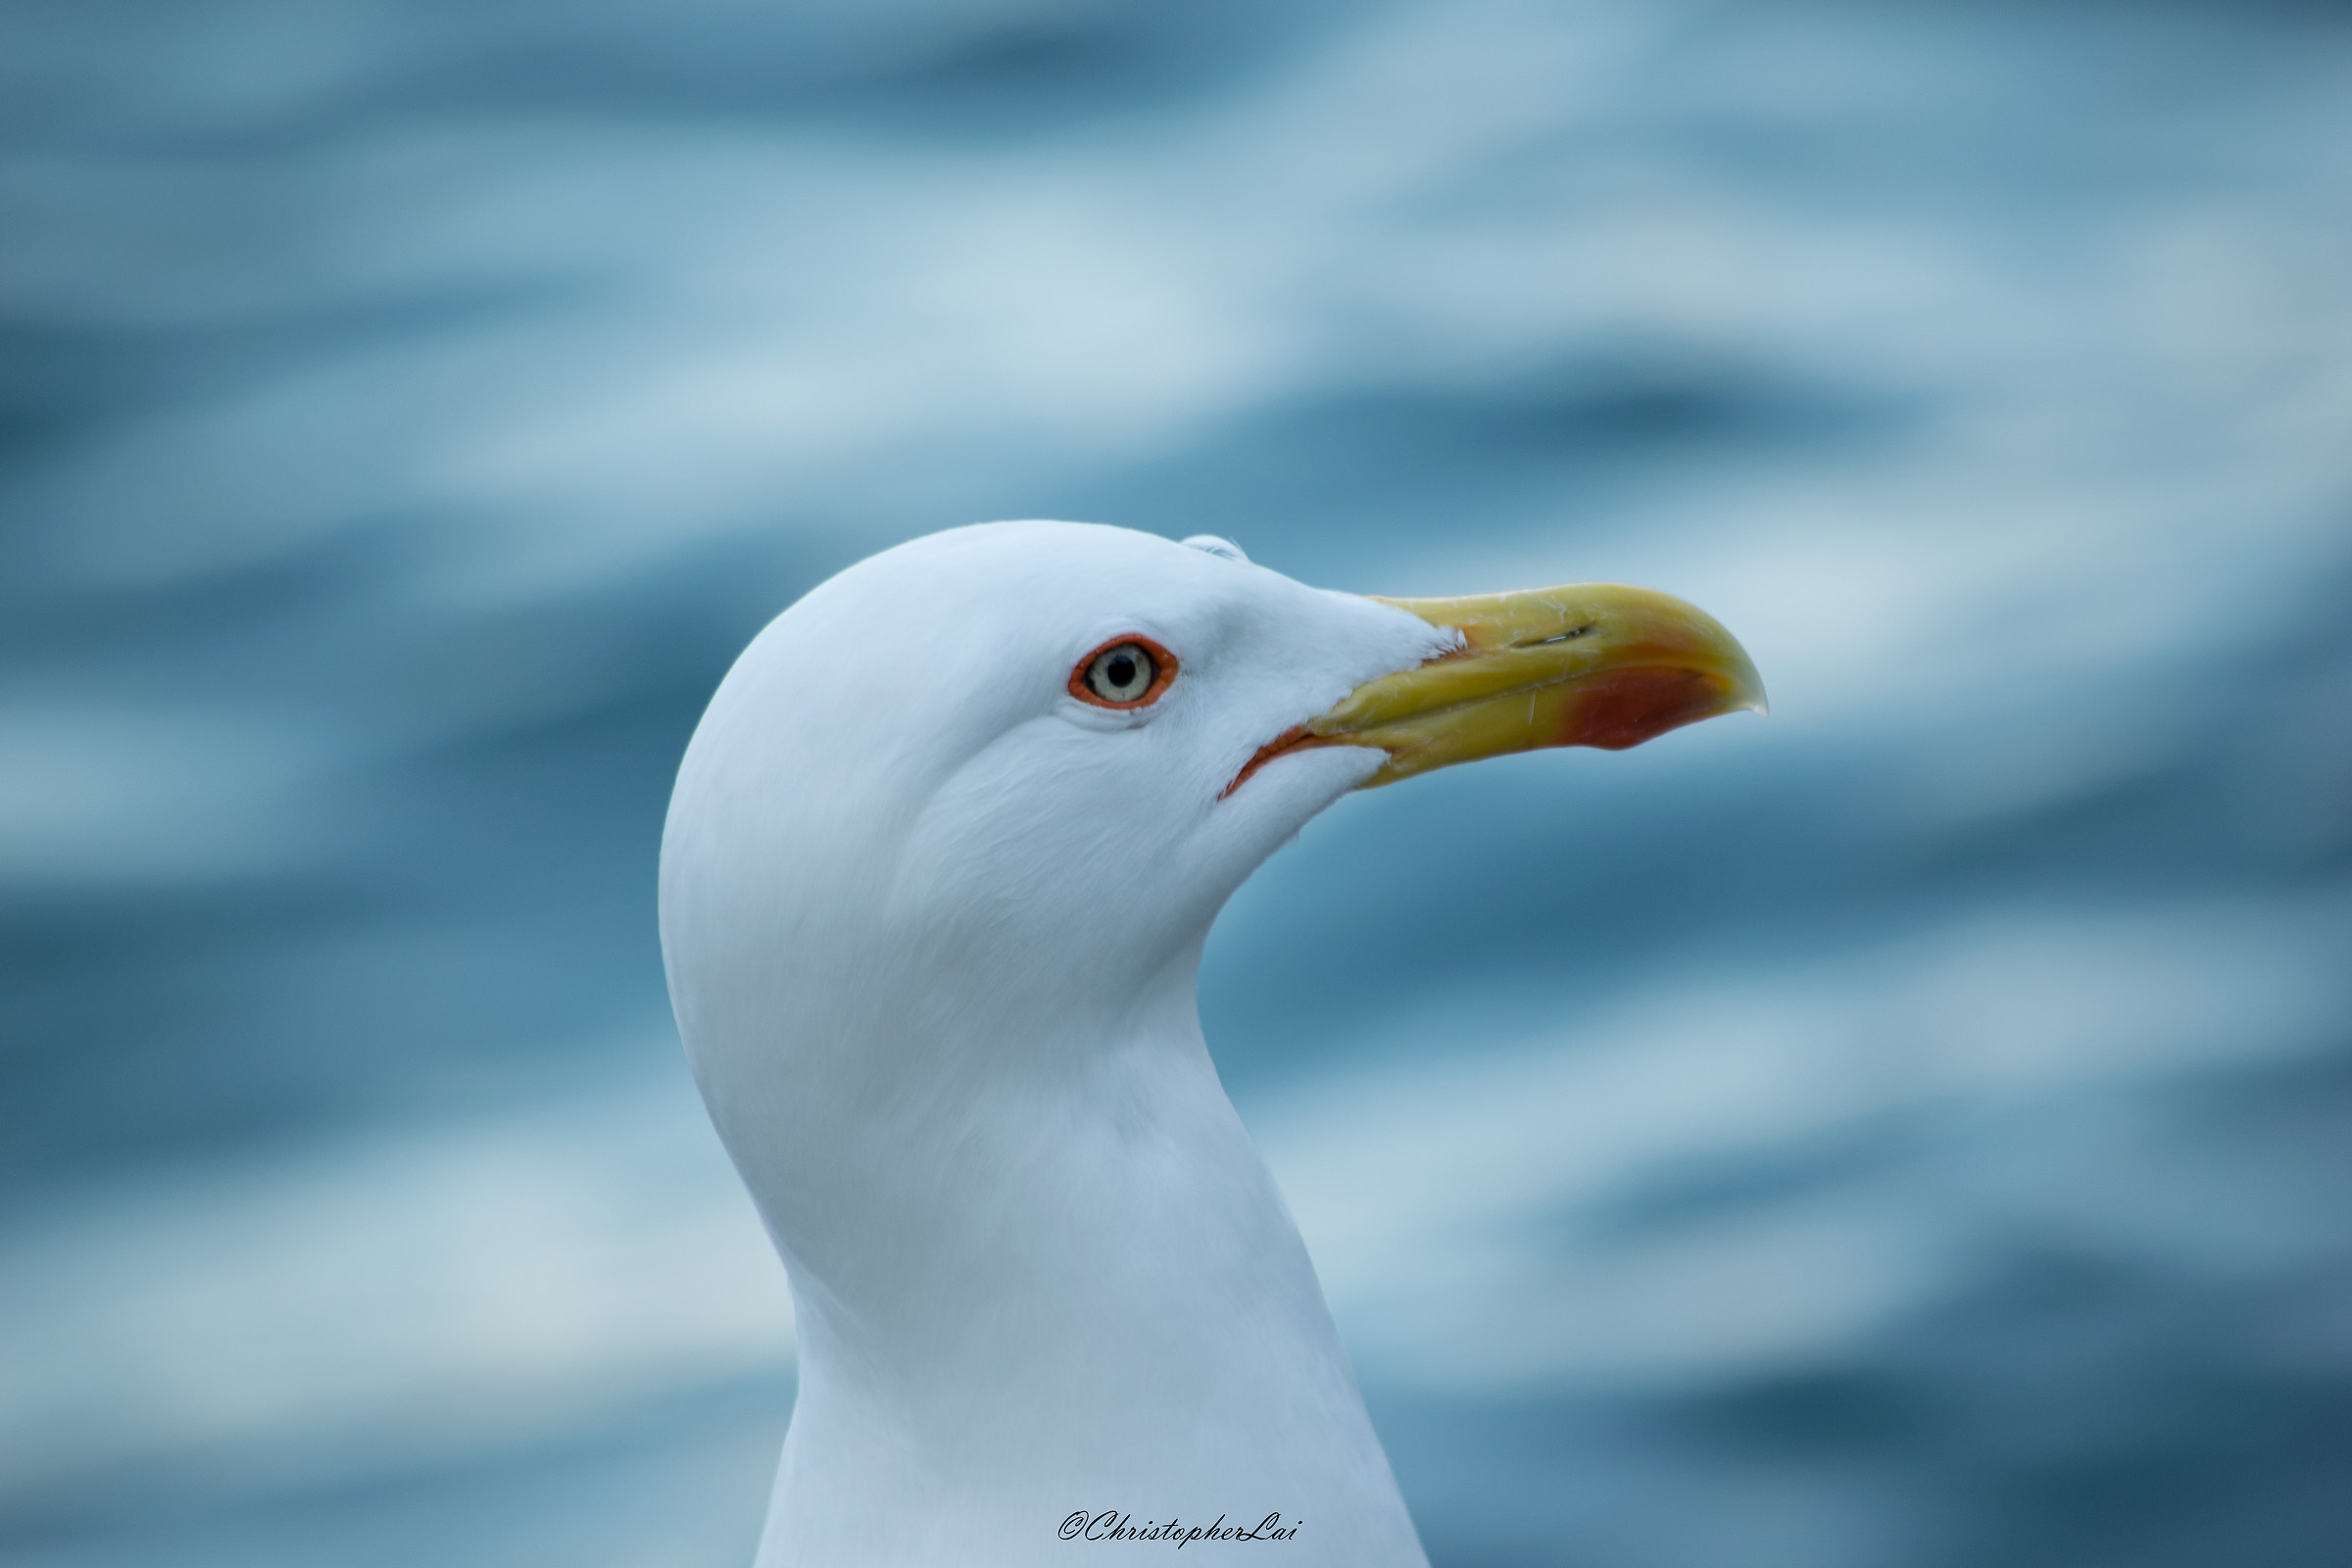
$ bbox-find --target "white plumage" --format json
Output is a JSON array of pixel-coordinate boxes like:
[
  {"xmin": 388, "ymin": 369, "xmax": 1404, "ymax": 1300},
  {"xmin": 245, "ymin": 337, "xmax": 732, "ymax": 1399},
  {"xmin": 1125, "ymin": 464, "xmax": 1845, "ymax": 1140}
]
[{"xmin": 659, "ymin": 520, "xmax": 1760, "ymax": 1565}]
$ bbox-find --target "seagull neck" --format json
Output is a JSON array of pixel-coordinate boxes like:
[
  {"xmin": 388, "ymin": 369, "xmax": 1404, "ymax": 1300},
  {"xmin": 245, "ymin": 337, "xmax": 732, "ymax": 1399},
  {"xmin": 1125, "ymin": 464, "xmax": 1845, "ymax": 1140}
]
[
  {"xmin": 780, "ymin": 955, "xmax": 1328, "ymax": 1375},
  {"xmin": 738, "ymin": 947, "xmax": 1393, "ymax": 1514}
]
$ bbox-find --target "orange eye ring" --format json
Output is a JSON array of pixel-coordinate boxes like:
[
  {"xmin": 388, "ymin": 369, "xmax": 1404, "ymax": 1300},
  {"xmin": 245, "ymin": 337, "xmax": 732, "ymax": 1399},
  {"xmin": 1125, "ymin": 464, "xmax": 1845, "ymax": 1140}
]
[{"xmin": 1068, "ymin": 634, "xmax": 1179, "ymax": 710}]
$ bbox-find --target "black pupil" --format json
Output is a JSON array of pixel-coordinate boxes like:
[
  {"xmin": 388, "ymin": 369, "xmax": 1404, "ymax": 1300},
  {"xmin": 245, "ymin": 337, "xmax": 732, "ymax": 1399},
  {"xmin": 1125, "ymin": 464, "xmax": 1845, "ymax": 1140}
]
[{"xmin": 1105, "ymin": 654, "xmax": 1138, "ymax": 690}]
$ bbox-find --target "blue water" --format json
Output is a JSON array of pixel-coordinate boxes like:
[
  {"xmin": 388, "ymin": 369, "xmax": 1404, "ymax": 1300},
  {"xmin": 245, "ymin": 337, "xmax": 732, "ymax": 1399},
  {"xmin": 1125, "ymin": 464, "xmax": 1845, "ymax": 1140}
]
[{"xmin": 3, "ymin": 1, "xmax": 2349, "ymax": 1563}]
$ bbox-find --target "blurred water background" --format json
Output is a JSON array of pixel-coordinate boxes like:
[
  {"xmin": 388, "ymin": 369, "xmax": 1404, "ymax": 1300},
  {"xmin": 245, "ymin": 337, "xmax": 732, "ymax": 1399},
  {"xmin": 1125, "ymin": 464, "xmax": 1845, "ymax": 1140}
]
[{"xmin": 3, "ymin": 0, "xmax": 2349, "ymax": 1564}]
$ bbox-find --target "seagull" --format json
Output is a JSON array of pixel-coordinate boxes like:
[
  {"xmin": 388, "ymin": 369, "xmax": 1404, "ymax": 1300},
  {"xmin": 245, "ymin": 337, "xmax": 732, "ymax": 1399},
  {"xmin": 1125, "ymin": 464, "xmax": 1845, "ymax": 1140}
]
[{"xmin": 659, "ymin": 520, "xmax": 1762, "ymax": 1566}]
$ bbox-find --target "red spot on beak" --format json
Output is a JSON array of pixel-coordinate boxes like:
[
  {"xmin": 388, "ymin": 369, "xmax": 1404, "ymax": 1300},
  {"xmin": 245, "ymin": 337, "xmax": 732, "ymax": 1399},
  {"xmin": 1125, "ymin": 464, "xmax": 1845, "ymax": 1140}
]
[{"xmin": 1561, "ymin": 667, "xmax": 1728, "ymax": 751}]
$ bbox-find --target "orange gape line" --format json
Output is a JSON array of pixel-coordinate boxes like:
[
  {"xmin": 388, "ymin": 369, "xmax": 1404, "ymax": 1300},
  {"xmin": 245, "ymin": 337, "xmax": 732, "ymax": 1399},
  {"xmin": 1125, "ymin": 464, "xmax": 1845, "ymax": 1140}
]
[{"xmin": 1219, "ymin": 724, "xmax": 1345, "ymax": 800}]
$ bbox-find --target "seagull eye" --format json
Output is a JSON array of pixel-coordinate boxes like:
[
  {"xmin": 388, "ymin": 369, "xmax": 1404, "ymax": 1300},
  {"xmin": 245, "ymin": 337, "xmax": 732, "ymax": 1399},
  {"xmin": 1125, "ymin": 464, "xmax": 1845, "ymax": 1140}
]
[
  {"xmin": 1087, "ymin": 643, "xmax": 1154, "ymax": 702},
  {"xmin": 1070, "ymin": 636, "xmax": 1175, "ymax": 709}
]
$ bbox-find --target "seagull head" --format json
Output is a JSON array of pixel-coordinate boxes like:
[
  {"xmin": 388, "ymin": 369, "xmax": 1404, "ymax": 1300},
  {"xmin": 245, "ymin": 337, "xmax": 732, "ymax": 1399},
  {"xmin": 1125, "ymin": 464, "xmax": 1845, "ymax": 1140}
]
[{"xmin": 662, "ymin": 520, "xmax": 1762, "ymax": 1077}]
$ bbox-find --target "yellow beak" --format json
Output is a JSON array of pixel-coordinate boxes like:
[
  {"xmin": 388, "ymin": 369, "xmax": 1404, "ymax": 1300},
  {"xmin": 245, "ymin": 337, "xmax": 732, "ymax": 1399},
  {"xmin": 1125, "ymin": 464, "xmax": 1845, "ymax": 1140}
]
[{"xmin": 1269, "ymin": 582, "xmax": 1764, "ymax": 790}]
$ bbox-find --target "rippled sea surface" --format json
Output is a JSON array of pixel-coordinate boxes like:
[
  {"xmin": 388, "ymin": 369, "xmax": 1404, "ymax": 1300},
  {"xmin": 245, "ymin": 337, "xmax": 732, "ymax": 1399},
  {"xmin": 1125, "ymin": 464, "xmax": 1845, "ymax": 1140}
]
[{"xmin": 3, "ymin": 2, "xmax": 2349, "ymax": 1564}]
